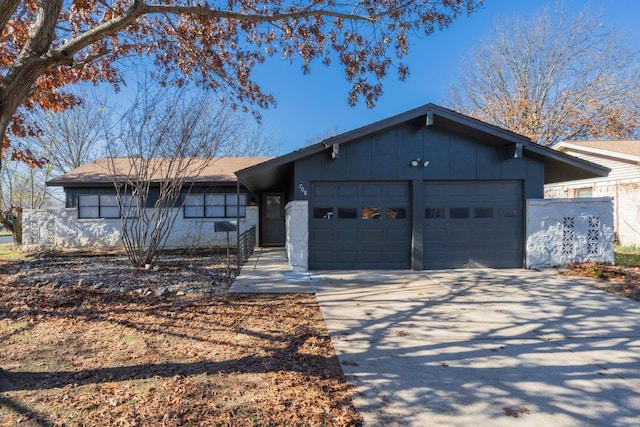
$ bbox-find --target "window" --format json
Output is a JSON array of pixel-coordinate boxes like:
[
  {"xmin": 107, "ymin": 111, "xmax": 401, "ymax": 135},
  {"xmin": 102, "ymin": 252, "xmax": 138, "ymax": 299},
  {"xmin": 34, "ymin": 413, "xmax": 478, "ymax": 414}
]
[
  {"xmin": 449, "ymin": 207, "xmax": 469, "ymax": 219},
  {"xmin": 499, "ymin": 207, "xmax": 518, "ymax": 218},
  {"xmin": 387, "ymin": 208, "xmax": 407, "ymax": 219},
  {"xmin": 575, "ymin": 187, "xmax": 593, "ymax": 198},
  {"xmin": 361, "ymin": 207, "xmax": 382, "ymax": 219},
  {"xmin": 78, "ymin": 195, "xmax": 120, "ymax": 219},
  {"xmin": 425, "ymin": 207, "xmax": 444, "ymax": 219},
  {"xmin": 313, "ymin": 208, "xmax": 333, "ymax": 219},
  {"xmin": 184, "ymin": 193, "xmax": 246, "ymax": 218},
  {"xmin": 265, "ymin": 195, "xmax": 281, "ymax": 219},
  {"xmin": 338, "ymin": 208, "xmax": 358, "ymax": 219},
  {"xmin": 474, "ymin": 207, "xmax": 494, "ymax": 218}
]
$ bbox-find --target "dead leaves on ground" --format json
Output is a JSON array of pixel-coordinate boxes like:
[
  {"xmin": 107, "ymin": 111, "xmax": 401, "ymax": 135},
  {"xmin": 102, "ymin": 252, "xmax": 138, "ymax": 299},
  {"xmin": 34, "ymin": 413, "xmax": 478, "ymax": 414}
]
[
  {"xmin": 0, "ymin": 276, "xmax": 362, "ymax": 426},
  {"xmin": 503, "ymin": 406, "xmax": 531, "ymax": 418}
]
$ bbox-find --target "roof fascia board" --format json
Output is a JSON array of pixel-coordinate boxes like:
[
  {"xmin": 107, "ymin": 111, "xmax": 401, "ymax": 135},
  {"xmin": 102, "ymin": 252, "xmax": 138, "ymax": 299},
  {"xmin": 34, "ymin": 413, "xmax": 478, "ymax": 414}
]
[
  {"xmin": 525, "ymin": 143, "xmax": 610, "ymax": 177},
  {"xmin": 556, "ymin": 142, "xmax": 640, "ymax": 163},
  {"xmin": 427, "ymin": 106, "xmax": 531, "ymax": 144}
]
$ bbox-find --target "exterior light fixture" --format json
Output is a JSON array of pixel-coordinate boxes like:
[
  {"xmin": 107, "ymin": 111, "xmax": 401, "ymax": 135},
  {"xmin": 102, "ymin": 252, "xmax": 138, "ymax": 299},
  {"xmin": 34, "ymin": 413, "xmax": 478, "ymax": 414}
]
[{"xmin": 410, "ymin": 158, "xmax": 429, "ymax": 167}]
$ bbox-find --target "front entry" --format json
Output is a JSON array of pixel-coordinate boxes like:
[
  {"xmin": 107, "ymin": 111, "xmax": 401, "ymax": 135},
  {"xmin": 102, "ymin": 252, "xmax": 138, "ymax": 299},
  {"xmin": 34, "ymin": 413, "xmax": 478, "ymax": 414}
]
[{"xmin": 261, "ymin": 193, "xmax": 285, "ymax": 246}]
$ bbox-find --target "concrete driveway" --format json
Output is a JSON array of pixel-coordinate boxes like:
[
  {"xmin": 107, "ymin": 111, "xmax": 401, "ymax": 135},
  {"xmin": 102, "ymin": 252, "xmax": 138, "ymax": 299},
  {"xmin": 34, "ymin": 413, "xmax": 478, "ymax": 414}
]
[{"xmin": 313, "ymin": 269, "xmax": 640, "ymax": 427}]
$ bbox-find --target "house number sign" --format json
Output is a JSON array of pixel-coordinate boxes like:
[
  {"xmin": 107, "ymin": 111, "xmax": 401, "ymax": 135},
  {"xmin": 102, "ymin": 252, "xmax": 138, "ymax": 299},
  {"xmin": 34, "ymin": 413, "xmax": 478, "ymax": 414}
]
[{"xmin": 298, "ymin": 184, "xmax": 308, "ymax": 196}]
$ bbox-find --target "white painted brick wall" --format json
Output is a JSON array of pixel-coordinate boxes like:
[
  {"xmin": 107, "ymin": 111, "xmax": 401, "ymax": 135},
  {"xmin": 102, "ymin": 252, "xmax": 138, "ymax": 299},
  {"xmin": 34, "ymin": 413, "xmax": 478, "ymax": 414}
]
[
  {"xmin": 526, "ymin": 198, "xmax": 614, "ymax": 268},
  {"xmin": 23, "ymin": 206, "xmax": 258, "ymax": 252},
  {"xmin": 546, "ymin": 181, "xmax": 640, "ymax": 246},
  {"xmin": 285, "ymin": 201, "xmax": 308, "ymax": 271}
]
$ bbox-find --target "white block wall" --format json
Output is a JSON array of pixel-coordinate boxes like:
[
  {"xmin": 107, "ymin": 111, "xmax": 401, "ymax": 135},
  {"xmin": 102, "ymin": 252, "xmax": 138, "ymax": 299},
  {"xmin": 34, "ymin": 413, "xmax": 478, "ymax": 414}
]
[
  {"xmin": 526, "ymin": 198, "xmax": 614, "ymax": 269},
  {"xmin": 23, "ymin": 206, "xmax": 258, "ymax": 252},
  {"xmin": 285, "ymin": 200, "xmax": 308, "ymax": 271},
  {"xmin": 546, "ymin": 181, "xmax": 640, "ymax": 246}
]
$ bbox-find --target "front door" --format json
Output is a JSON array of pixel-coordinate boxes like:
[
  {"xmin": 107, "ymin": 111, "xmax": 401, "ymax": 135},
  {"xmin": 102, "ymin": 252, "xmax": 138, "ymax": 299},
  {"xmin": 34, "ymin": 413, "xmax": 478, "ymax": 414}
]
[{"xmin": 261, "ymin": 193, "xmax": 285, "ymax": 246}]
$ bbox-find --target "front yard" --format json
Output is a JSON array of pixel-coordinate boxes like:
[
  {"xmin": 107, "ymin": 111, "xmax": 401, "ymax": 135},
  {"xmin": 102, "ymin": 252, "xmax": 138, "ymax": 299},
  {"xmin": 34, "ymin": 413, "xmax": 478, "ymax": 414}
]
[
  {"xmin": 0, "ymin": 252, "xmax": 362, "ymax": 426},
  {"xmin": 2, "ymin": 243, "xmax": 640, "ymax": 426}
]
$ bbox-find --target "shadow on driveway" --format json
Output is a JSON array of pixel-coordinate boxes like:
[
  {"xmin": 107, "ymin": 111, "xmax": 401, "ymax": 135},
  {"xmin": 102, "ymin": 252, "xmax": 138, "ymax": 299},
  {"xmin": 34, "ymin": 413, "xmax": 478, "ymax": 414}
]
[{"xmin": 313, "ymin": 269, "xmax": 640, "ymax": 427}]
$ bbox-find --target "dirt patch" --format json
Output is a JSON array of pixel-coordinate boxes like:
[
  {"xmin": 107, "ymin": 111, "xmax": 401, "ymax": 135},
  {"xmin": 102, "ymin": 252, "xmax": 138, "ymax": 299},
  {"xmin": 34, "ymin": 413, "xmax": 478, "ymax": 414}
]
[
  {"xmin": 0, "ymin": 254, "xmax": 362, "ymax": 426},
  {"xmin": 562, "ymin": 262, "xmax": 640, "ymax": 301}
]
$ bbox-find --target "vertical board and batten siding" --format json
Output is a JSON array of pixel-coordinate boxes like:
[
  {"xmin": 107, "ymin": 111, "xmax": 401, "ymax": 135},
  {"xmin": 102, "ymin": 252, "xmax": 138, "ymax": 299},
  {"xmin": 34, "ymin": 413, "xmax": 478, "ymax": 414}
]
[{"xmin": 295, "ymin": 122, "xmax": 544, "ymax": 270}]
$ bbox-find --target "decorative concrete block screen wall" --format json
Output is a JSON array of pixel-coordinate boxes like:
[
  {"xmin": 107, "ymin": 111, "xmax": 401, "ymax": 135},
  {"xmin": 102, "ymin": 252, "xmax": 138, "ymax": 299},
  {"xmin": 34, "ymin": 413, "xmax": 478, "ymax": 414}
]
[
  {"xmin": 526, "ymin": 198, "xmax": 614, "ymax": 269},
  {"xmin": 23, "ymin": 207, "xmax": 258, "ymax": 253}
]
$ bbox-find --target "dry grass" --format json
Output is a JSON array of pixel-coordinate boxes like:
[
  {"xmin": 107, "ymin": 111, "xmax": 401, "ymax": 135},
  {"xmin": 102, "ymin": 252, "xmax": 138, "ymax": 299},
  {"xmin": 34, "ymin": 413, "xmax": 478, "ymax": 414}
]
[{"xmin": 0, "ymin": 255, "xmax": 362, "ymax": 427}]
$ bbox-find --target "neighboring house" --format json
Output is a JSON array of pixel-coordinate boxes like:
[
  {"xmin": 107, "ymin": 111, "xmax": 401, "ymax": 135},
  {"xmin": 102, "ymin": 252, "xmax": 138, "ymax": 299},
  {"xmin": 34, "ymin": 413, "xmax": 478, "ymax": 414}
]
[
  {"xmin": 545, "ymin": 140, "xmax": 640, "ymax": 246},
  {"xmin": 26, "ymin": 104, "xmax": 611, "ymax": 269},
  {"xmin": 27, "ymin": 157, "xmax": 271, "ymax": 251}
]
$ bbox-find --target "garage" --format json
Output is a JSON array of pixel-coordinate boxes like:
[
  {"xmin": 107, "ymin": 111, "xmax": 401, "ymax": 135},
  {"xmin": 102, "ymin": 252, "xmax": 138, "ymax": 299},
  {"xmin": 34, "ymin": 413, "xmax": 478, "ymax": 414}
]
[
  {"xmin": 309, "ymin": 181, "xmax": 411, "ymax": 269},
  {"xmin": 236, "ymin": 103, "xmax": 610, "ymax": 271},
  {"xmin": 423, "ymin": 181, "xmax": 523, "ymax": 268}
]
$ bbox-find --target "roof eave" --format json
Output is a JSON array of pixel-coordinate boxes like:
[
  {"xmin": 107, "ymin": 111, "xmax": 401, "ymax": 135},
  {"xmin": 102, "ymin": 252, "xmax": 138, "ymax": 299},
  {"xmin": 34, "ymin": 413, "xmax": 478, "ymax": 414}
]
[
  {"xmin": 556, "ymin": 142, "xmax": 640, "ymax": 163},
  {"xmin": 525, "ymin": 144, "xmax": 611, "ymax": 183}
]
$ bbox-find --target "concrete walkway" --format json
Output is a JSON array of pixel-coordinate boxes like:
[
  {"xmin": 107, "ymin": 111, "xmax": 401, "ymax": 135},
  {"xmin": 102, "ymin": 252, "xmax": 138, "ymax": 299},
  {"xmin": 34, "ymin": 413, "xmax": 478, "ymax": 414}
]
[
  {"xmin": 229, "ymin": 248, "xmax": 312, "ymax": 293},
  {"xmin": 230, "ymin": 249, "xmax": 640, "ymax": 426}
]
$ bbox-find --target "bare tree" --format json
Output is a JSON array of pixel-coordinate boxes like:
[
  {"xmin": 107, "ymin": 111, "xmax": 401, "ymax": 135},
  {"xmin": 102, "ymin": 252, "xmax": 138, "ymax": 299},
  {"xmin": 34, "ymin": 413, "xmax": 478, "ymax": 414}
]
[
  {"xmin": 448, "ymin": 7, "xmax": 640, "ymax": 145},
  {"xmin": 105, "ymin": 85, "xmax": 269, "ymax": 267},
  {"xmin": 27, "ymin": 89, "xmax": 113, "ymax": 174}
]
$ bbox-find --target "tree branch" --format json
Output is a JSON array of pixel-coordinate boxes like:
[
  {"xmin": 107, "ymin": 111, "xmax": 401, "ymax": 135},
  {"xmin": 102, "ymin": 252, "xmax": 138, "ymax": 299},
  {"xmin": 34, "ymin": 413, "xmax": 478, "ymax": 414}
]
[
  {"xmin": 55, "ymin": 1, "xmax": 378, "ymax": 60},
  {"xmin": 0, "ymin": 0, "xmax": 21, "ymax": 34}
]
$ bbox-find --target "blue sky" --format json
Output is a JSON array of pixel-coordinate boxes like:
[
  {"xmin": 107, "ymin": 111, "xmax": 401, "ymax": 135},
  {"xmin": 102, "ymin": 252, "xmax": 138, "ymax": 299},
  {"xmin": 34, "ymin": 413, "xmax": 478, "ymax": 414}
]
[{"xmin": 248, "ymin": 0, "xmax": 640, "ymax": 154}]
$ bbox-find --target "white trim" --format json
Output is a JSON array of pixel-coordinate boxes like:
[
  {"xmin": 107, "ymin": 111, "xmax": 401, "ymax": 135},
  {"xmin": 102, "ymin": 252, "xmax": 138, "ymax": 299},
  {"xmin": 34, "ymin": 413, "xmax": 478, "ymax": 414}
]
[{"xmin": 556, "ymin": 142, "xmax": 640, "ymax": 163}]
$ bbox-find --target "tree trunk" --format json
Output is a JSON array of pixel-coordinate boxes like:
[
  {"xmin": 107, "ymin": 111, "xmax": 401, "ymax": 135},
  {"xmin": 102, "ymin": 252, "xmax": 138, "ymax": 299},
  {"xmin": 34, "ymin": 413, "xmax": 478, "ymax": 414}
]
[{"xmin": 0, "ymin": 0, "xmax": 65, "ymax": 164}]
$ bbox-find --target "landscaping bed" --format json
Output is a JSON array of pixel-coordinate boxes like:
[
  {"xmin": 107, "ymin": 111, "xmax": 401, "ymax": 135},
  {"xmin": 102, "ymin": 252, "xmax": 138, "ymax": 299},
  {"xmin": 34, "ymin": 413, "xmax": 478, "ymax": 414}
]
[
  {"xmin": 0, "ymin": 253, "xmax": 362, "ymax": 426},
  {"xmin": 563, "ymin": 261, "xmax": 640, "ymax": 301}
]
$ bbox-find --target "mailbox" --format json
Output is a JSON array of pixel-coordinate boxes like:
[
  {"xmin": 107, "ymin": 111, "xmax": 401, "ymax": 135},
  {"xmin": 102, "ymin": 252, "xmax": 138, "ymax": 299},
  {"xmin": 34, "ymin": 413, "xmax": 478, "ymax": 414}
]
[{"xmin": 214, "ymin": 221, "xmax": 237, "ymax": 232}]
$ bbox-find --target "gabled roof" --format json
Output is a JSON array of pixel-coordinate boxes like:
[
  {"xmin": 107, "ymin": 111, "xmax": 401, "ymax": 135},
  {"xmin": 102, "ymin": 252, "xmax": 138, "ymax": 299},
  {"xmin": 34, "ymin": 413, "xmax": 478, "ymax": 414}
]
[
  {"xmin": 47, "ymin": 157, "xmax": 273, "ymax": 187},
  {"xmin": 554, "ymin": 140, "xmax": 640, "ymax": 163},
  {"xmin": 236, "ymin": 103, "xmax": 610, "ymax": 191}
]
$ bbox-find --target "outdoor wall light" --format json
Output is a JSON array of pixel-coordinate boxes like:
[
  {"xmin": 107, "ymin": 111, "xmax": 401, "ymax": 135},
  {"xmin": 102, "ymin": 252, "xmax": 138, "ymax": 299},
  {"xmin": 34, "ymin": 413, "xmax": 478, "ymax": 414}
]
[{"xmin": 410, "ymin": 158, "xmax": 429, "ymax": 167}]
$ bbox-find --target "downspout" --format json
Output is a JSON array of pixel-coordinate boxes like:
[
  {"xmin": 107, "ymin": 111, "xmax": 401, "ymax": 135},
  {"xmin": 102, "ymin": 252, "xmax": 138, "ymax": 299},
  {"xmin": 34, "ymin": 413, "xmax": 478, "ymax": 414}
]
[
  {"xmin": 615, "ymin": 183, "xmax": 619, "ymax": 243},
  {"xmin": 236, "ymin": 179, "xmax": 240, "ymax": 272}
]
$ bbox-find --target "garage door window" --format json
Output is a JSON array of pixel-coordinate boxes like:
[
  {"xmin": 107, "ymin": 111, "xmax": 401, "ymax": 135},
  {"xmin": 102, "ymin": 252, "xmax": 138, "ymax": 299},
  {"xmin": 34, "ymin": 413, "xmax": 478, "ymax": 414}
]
[
  {"xmin": 499, "ymin": 207, "xmax": 518, "ymax": 218},
  {"xmin": 338, "ymin": 208, "xmax": 358, "ymax": 219},
  {"xmin": 474, "ymin": 207, "xmax": 494, "ymax": 218},
  {"xmin": 425, "ymin": 207, "xmax": 444, "ymax": 218},
  {"xmin": 361, "ymin": 207, "xmax": 382, "ymax": 219},
  {"xmin": 387, "ymin": 208, "xmax": 406, "ymax": 219},
  {"xmin": 313, "ymin": 208, "xmax": 333, "ymax": 219},
  {"xmin": 449, "ymin": 207, "xmax": 469, "ymax": 219}
]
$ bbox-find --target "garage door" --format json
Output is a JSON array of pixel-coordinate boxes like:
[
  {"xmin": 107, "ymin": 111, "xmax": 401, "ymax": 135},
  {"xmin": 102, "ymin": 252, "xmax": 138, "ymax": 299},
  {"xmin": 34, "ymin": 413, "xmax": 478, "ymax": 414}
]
[
  {"xmin": 424, "ymin": 181, "xmax": 523, "ymax": 269},
  {"xmin": 309, "ymin": 181, "xmax": 410, "ymax": 269}
]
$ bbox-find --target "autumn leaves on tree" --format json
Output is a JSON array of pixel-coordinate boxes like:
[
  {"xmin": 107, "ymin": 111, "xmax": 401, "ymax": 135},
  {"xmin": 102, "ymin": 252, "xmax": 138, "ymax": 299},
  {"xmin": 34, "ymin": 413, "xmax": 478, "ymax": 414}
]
[{"xmin": 0, "ymin": 0, "xmax": 481, "ymax": 168}]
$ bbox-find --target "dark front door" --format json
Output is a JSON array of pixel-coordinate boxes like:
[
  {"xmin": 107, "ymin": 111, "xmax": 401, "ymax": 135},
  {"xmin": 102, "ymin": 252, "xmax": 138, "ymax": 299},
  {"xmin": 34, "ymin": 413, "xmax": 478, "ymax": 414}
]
[{"xmin": 262, "ymin": 193, "xmax": 285, "ymax": 246}]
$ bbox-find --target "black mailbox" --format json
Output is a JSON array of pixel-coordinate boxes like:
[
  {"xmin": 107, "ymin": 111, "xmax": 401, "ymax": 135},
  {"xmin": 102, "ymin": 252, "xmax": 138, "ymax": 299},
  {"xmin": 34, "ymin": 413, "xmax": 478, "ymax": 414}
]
[{"xmin": 214, "ymin": 221, "xmax": 237, "ymax": 232}]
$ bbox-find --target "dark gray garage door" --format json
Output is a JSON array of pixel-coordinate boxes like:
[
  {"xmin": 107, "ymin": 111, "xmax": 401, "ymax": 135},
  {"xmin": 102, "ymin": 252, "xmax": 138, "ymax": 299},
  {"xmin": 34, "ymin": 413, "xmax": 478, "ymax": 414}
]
[
  {"xmin": 424, "ymin": 181, "xmax": 523, "ymax": 269},
  {"xmin": 309, "ymin": 181, "xmax": 410, "ymax": 269}
]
